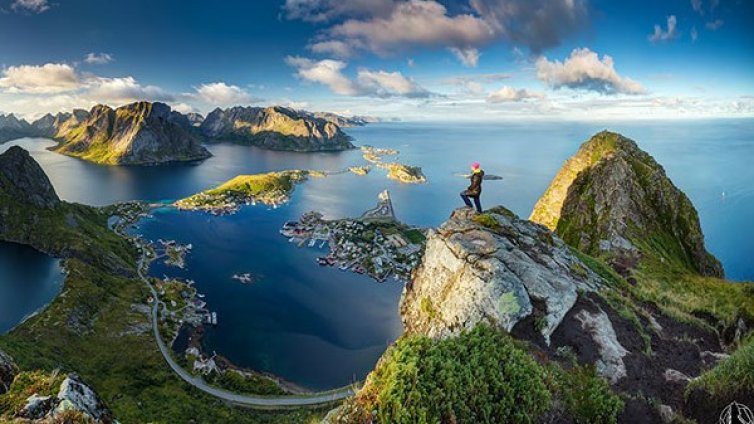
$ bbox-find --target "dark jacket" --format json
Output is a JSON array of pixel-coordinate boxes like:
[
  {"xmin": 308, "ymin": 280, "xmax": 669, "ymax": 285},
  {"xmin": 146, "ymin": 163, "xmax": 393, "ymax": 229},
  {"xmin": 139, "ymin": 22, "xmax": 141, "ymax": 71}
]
[{"xmin": 464, "ymin": 170, "xmax": 484, "ymax": 196}]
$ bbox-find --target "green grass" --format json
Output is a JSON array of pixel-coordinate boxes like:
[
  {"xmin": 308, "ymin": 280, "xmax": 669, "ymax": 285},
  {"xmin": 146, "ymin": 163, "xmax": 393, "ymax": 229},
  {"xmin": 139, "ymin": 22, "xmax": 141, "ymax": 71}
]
[
  {"xmin": 176, "ymin": 170, "xmax": 310, "ymax": 209},
  {"xmin": 205, "ymin": 370, "xmax": 286, "ymax": 397},
  {"xmin": 0, "ymin": 370, "xmax": 65, "ymax": 419},
  {"xmin": 687, "ymin": 335, "xmax": 754, "ymax": 400},
  {"xmin": 472, "ymin": 213, "xmax": 500, "ymax": 230},
  {"xmin": 403, "ymin": 229, "xmax": 426, "ymax": 244},
  {"xmin": 548, "ymin": 364, "xmax": 624, "ymax": 424},
  {"xmin": 0, "ymin": 195, "xmax": 324, "ymax": 423}
]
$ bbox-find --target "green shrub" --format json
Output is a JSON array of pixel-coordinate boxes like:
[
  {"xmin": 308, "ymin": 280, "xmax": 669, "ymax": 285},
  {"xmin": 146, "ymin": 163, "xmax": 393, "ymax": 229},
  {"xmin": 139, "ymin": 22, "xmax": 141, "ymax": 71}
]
[
  {"xmin": 551, "ymin": 365, "xmax": 624, "ymax": 424},
  {"xmin": 472, "ymin": 213, "xmax": 500, "ymax": 230},
  {"xmin": 358, "ymin": 324, "xmax": 551, "ymax": 424}
]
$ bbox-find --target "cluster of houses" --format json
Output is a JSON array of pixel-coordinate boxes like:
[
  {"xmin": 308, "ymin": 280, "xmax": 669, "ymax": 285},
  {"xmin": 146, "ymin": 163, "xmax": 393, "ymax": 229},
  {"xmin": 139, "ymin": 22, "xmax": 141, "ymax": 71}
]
[{"xmin": 280, "ymin": 213, "xmax": 425, "ymax": 283}]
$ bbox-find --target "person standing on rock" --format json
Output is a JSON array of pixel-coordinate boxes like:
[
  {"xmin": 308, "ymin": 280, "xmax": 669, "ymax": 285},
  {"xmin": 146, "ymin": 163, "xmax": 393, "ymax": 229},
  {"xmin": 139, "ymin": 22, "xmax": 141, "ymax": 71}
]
[{"xmin": 461, "ymin": 162, "xmax": 484, "ymax": 213}]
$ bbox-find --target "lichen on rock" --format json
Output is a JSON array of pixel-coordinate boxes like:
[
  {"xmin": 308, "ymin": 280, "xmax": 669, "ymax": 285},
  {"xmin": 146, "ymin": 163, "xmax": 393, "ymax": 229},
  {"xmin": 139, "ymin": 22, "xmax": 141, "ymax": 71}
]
[{"xmin": 400, "ymin": 207, "xmax": 603, "ymax": 344}]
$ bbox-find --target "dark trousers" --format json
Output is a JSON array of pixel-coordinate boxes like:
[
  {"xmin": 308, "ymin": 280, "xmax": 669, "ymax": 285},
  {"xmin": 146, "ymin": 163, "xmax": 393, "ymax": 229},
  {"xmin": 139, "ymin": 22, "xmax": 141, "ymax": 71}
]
[{"xmin": 461, "ymin": 193, "xmax": 482, "ymax": 213}]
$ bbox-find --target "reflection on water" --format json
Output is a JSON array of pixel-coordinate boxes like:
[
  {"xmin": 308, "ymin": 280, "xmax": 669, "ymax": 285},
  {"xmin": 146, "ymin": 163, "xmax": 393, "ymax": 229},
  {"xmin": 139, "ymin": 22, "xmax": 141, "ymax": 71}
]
[{"xmin": 0, "ymin": 241, "xmax": 64, "ymax": 334}]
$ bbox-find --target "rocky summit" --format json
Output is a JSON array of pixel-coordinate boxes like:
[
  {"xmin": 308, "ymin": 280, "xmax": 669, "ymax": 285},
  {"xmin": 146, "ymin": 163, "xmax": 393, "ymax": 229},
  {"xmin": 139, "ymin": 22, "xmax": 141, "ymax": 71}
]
[
  {"xmin": 530, "ymin": 130, "xmax": 723, "ymax": 277},
  {"xmin": 401, "ymin": 207, "xmax": 603, "ymax": 343},
  {"xmin": 200, "ymin": 106, "xmax": 354, "ymax": 151},
  {"xmin": 14, "ymin": 373, "xmax": 114, "ymax": 423},
  {"xmin": 52, "ymin": 101, "xmax": 211, "ymax": 165},
  {"xmin": 0, "ymin": 146, "xmax": 59, "ymax": 208}
]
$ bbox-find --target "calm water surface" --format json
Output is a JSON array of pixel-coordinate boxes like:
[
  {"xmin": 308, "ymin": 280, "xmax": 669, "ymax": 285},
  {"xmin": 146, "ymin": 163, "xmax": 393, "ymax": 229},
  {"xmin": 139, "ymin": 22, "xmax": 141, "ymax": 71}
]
[
  {"xmin": 0, "ymin": 241, "xmax": 64, "ymax": 334},
  {"xmin": 1, "ymin": 119, "xmax": 752, "ymax": 388}
]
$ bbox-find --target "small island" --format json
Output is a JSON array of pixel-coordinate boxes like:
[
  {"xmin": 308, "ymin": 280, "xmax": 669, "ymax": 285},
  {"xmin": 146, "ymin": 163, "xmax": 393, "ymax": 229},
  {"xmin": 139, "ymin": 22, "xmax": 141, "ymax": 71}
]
[
  {"xmin": 381, "ymin": 163, "xmax": 427, "ymax": 184},
  {"xmin": 361, "ymin": 145, "xmax": 398, "ymax": 163},
  {"xmin": 175, "ymin": 170, "xmax": 320, "ymax": 214},
  {"xmin": 280, "ymin": 190, "xmax": 426, "ymax": 282}
]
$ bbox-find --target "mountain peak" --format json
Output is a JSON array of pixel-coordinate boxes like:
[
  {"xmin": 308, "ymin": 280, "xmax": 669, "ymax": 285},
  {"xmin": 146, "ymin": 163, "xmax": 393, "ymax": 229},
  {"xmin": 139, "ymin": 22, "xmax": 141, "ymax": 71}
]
[
  {"xmin": 0, "ymin": 146, "xmax": 59, "ymax": 208},
  {"xmin": 531, "ymin": 131, "xmax": 723, "ymax": 277}
]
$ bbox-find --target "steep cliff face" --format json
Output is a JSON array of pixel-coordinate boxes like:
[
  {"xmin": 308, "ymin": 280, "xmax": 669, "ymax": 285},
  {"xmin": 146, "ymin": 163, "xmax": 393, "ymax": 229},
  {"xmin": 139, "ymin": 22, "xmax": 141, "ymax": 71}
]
[
  {"xmin": 0, "ymin": 114, "xmax": 33, "ymax": 143},
  {"xmin": 0, "ymin": 146, "xmax": 59, "ymax": 208},
  {"xmin": 530, "ymin": 131, "xmax": 723, "ymax": 277},
  {"xmin": 401, "ymin": 207, "xmax": 603, "ymax": 343},
  {"xmin": 200, "ymin": 106, "xmax": 354, "ymax": 151},
  {"xmin": 0, "ymin": 349, "xmax": 17, "ymax": 395},
  {"xmin": 52, "ymin": 101, "xmax": 211, "ymax": 165}
]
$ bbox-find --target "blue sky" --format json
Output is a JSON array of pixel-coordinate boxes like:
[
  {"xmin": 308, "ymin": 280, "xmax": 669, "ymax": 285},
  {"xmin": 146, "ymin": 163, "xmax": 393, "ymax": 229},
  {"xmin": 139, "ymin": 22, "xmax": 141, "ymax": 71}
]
[{"xmin": 0, "ymin": 0, "xmax": 752, "ymax": 120}]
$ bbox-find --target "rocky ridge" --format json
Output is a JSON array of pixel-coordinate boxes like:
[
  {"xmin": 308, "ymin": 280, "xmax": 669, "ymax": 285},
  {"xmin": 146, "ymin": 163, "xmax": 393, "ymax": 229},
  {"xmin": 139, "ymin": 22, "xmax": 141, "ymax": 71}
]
[
  {"xmin": 0, "ymin": 145, "xmax": 60, "ymax": 208},
  {"xmin": 200, "ymin": 106, "xmax": 354, "ymax": 151},
  {"xmin": 530, "ymin": 130, "xmax": 723, "ymax": 277},
  {"xmin": 401, "ymin": 207, "xmax": 603, "ymax": 343},
  {"xmin": 52, "ymin": 101, "xmax": 211, "ymax": 165}
]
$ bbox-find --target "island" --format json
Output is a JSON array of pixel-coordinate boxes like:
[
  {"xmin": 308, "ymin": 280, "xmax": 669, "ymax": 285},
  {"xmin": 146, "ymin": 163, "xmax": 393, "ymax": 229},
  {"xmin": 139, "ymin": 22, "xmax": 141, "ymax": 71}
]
[
  {"xmin": 51, "ymin": 102, "xmax": 212, "ymax": 165},
  {"xmin": 175, "ymin": 170, "xmax": 319, "ymax": 214},
  {"xmin": 380, "ymin": 162, "xmax": 427, "ymax": 184},
  {"xmin": 361, "ymin": 145, "xmax": 398, "ymax": 163},
  {"xmin": 281, "ymin": 190, "xmax": 426, "ymax": 282},
  {"xmin": 200, "ymin": 106, "xmax": 355, "ymax": 151}
]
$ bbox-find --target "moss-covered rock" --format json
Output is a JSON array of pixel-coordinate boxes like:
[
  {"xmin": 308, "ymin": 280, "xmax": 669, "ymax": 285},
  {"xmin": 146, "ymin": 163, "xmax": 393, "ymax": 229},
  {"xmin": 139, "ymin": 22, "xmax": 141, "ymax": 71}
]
[{"xmin": 531, "ymin": 130, "xmax": 723, "ymax": 277}]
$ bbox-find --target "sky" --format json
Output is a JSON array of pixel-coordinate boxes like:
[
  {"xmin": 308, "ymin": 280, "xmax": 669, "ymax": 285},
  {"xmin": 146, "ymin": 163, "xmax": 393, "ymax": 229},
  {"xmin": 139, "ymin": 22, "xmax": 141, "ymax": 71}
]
[{"xmin": 0, "ymin": 0, "xmax": 752, "ymax": 121}]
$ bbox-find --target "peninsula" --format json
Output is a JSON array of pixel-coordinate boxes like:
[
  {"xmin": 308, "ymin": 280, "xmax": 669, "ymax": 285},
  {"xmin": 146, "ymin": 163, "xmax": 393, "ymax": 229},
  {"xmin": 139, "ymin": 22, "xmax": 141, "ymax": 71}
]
[
  {"xmin": 51, "ymin": 102, "xmax": 211, "ymax": 165},
  {"xmin": 175, "ymin": 170, "xmax": 319, "ymax": 214},
  {"xmin": 200, "ymin": 106, "xmax": 355, "ymax": 151}
]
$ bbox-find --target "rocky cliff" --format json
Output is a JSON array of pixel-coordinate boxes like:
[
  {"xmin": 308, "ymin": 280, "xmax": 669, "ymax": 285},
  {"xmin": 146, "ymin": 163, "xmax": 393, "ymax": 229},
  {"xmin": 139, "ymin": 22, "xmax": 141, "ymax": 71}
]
[
  {"xmin": 401, "ymin": 207, "xmax": 603, "ymax": 343},
  {"xmin": 52, "ymin": 101, "xmax": 211, "ymax": 165},
  {"xmin": 0, "ymin": 114, "xmax": 33, "ymax": 143},
  {"xmin": 530, "ymin": 131, "xmax": 723, "ymax": 277},
  {"xmin": 0, "ymin": 349, "xmax": 17, "ymax": 395},
  {"xmin": 0, "ymin": 146, "xmax": 59, "ymax": 208},
  {"xmin": 337, "ymin": 203, "xmax": 746, "ymax": 423},
  {"xmin": 200, "ymin": 106, "xmax": 354, "ymax": 151}
]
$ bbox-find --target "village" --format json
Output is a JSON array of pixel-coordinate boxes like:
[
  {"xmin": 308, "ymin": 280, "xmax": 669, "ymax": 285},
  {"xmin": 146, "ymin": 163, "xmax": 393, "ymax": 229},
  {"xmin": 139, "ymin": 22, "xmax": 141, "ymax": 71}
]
[{"xmin": 280, "ymin": 190, "xmax": 426, "ymax": 283}]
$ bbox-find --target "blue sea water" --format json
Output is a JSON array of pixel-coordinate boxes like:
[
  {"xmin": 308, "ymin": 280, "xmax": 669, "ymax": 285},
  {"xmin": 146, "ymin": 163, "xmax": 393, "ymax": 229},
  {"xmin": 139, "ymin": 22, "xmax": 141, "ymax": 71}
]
[
  {"xmin": 0, "ymin": 241, "xmax": 64, "ymax": 334},
  {"xmin": 1, "ymin": 119, "xmax": 752, "ymax": 389}
]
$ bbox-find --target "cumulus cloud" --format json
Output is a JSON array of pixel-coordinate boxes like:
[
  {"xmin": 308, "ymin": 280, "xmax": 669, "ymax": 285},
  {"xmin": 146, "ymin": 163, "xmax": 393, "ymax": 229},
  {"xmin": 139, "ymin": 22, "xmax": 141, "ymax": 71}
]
[
  {"xmin": 536, "ymin": 48, "xmax": 645, "ymax": 95},
  {"xmin": 170, "ymin": 102, "xmax": 197, "ymax": 114},
  {"xmin": 468, "ymin": 0, "xmax": 589, "ymax": 53},
  {"xmin": 0, "ymin": 63, "xmax": 81, "ymax": 94},
  {"xmin": 487, "ymin": 85, "xmax": 543, "ymax": 102},
  {"xmin": 285, "ymin": 56, "xmax": 430, "ymax": 98},
  {"xmin": 283, "ymin": 0, "xmax": 396, "ymax": 23},
  {"xmin": 11, "ymin": 0, "xmax": 50, "ymax": 13},
  {"xmin": 648, "ymin": 15, "xmax": 679, "ymax": 43},
  {"xmin": 192, "ymin": 82, "xmax": 257, "ymax": 106},
  {"xmin": 449, "ymin": 47, "xmax": 480, "ymax": 67},
  {"xmin": 356, "ymin": 69, "xmax": 430, "ymax": 98},
  {"xmin": 87, "ymin": 76, "xmax": 174, "ymax": 103},
  {"xmin": 706, "ymin": 19, "xmax": 723, "ymax": 30},
  {"xmin": 84, "ymin": 52, "xmax": 114, "ymax": 65},
  {"xmin": 294, "ymin": 0, "xmax": 588, "ymax": 65},
  {"xmin": 285, "ymin": 57, "xmax": 360, "ymax": 95}
]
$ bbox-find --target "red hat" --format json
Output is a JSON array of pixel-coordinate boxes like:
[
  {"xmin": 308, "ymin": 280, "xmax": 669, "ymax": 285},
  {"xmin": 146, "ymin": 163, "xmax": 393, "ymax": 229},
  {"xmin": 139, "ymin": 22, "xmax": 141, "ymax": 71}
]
[{"xmin": 471, "ymin": 162, "xmax": 480, "ymax": 169}]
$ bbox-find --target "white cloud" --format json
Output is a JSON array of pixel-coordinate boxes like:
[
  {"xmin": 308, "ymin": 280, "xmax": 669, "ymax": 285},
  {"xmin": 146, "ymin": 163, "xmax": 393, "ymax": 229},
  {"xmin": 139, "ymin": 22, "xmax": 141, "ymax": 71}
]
[
  {"xmin": 285, "ymin": 56, "xmax": 430, "ymax": 98},
  {"xmin": 294, "ymin": 0, "xmax": 588, "ymax": 65},
  {"xmin": 0, "ymin": 63, "xmax": 81, "ymax": 94},
  {"xmin": 84, "ymin": 52, "xmax": 114, "ymax": 65},
  {"xmin": 449, "ymin": 47, "xmax": 480, "ymax": 67},
  {"xmin": 285, "ymin": 57, "xmax": 360, "ymax": 95},
  {"xmin": 536, "ymin": 48, "xmax": 645, "ymax": 95},
  {"xmin": 283, "ymin": 0, "xmax": 396, "ymax": 23},
  {"xmin": 487, "ymin": 85, "xmax": 543, "ymax": 102},
  {"xmin": 87, "ymin": 76, "xmax": 174, "ymax": 103},
  {"xmin": 648, "ymin": 15, "xmax": 679, "ymax": 43},
  {"xmin": 11, "ymin": 0, "xmax": 50, "ymax": 13},
  {"xmin": 356, "ymin": 69, "xmax": 429, "ymax": 98},
  {"xmin": 170, "ymin": 102, "xmax": 197, "ymax": 114},
  {"xmin": 306, "ymin": 0, "xmax": 495, "ymax": 64},
  {"xmin": 192, "ymin": 82, "xmax": 256, "ymax": 106},
  {"xmin": 706, "ymin": 19, "xmax": 723, "ymax": 30}
]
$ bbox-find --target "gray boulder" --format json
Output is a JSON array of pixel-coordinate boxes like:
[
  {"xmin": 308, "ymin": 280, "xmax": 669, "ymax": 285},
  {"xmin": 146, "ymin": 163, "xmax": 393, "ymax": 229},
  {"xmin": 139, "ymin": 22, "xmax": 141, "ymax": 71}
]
[
  {"xmin": 400, "ymin": 207, "xmax": 603, "ymax": 343},
  {"xmin": 0, "ymin": 348, "xmax": 18, "ymax": 394}
]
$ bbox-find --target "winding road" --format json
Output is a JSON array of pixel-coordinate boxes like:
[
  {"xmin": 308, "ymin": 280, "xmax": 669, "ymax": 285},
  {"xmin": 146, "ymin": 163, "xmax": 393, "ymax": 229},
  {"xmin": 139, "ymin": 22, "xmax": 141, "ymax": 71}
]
[{"xmin": 135, "ymin": 242, "xmax": 357, "ymax": 409}]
